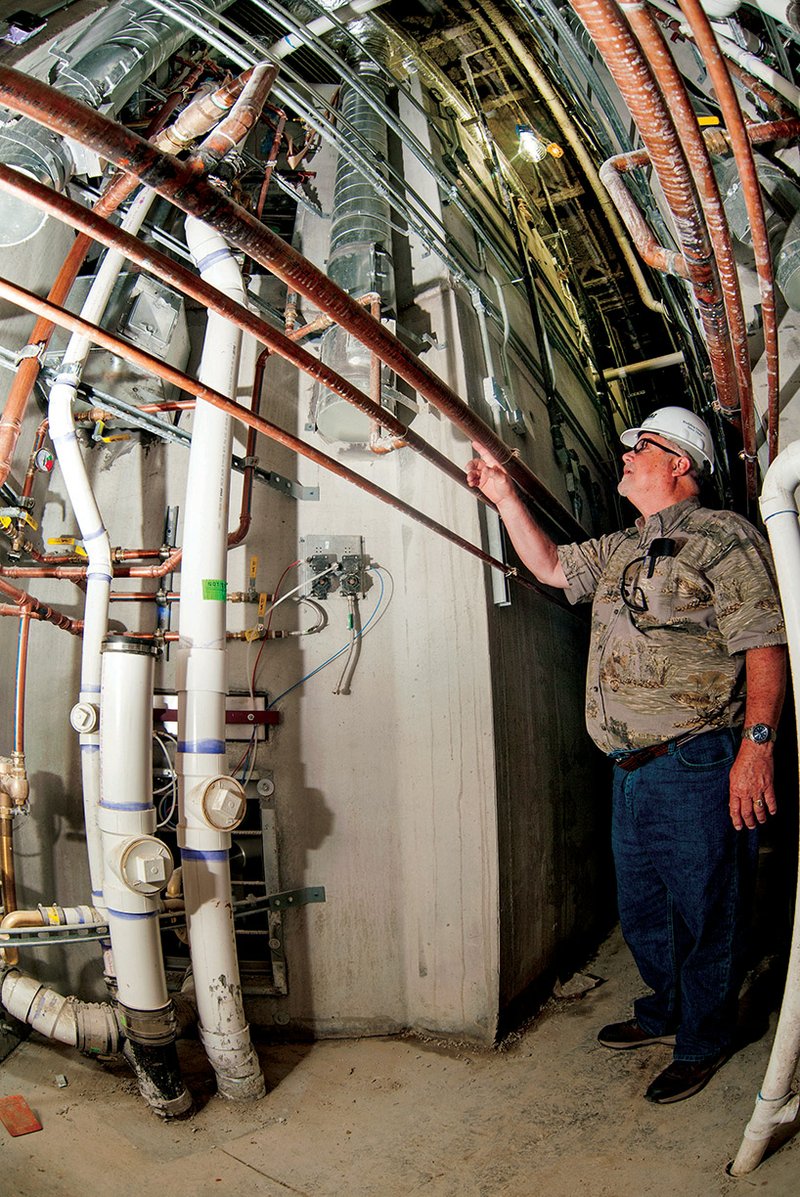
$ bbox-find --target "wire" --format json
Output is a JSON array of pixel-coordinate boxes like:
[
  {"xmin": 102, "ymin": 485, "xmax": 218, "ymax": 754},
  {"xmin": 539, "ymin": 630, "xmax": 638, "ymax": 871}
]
[
  {"xmin": 267, "ymin": 566, "xmax": 389, "ymax": 709},
  {"xmin": 154, "ymin": 732, "xmax": 178, "ymax": 829}
]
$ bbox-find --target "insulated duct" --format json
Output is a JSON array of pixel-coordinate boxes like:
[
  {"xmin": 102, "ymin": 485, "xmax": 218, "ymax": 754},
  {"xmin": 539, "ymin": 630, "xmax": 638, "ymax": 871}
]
[
  {"xmin": 0, "ymin": 0, "xmax": 233, "ymax": 246},
  {"xmin": 715, "ymin": 156, "xmax": 800, "ymax": 310},
  {"xmin": 315, "ymin": 17, "xmax": 400, "ymax": 443}
]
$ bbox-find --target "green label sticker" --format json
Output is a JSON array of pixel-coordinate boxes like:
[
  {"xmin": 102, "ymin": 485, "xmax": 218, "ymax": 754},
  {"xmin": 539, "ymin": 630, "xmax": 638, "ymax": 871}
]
[{"xmin": 202, "ymin": 578, "xmax": 228, "ymax": 601}]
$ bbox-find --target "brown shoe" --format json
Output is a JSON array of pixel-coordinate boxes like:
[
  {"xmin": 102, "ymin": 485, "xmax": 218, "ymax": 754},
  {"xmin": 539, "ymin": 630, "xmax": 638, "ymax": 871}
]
[
  {"xmin": 597, "ymin": 1018, "xmax": 676, "ymax": 1049},
  {"xmin": 644, "ymin": 1054, "xmax": 728, "ymax": 1104}
]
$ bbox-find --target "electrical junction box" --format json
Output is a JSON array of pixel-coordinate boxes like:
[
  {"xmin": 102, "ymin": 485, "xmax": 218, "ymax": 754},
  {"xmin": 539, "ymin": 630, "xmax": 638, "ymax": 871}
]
[{"xmin": 299, "ymin": 534, "xmax": 367, "ymax": 600}]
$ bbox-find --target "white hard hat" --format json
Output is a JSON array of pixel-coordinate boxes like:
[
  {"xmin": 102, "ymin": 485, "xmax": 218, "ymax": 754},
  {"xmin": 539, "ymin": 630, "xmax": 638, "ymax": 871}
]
[{"xmin": 620, "ymin": 406, "xmax": 715, "ymax": 474}]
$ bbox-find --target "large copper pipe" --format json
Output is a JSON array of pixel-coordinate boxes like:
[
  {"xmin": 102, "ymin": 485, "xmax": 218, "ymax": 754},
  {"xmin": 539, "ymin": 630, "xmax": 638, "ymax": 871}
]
[
  {"xmin": 190, "ymin": 63, "xmax": 278, "ymax": 170},
  {"xmin": 0, "ymin": 275, "xmax": 554, "ymax": 598},
  {"xmin": 0, "ymin": 66, "xmax": 582, "ymax": 540},
  {"xmin": 676, "ymin": 0, "xmax": 781, "ymax": 465},
  {"xmin": 0, "ymin": 164, "xmax": 534, "ymax": 530},
  {"xmin": 567, "ymin": 1, "xmax": 740, "ymax": 419},
  {"xmin": 619, "ymin": 0, "xmax": 755, "ymax": 489}
]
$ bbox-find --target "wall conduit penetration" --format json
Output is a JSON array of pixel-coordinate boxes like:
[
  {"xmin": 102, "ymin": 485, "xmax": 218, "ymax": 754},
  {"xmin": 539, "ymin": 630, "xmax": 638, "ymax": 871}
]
[{"xmin": 0, "ymin": 66, "xmax": 585, "ymax": 540}]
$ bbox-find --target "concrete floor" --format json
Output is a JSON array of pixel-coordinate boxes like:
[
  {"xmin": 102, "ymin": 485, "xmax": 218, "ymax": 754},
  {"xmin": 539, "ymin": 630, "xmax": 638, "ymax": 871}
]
[{"xmin": 0, "ymin": 927, "xmax": 798, "ymax": 1197}]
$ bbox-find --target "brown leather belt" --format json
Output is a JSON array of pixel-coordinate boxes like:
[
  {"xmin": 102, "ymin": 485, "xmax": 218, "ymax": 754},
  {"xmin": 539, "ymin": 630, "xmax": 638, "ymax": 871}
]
[{"xmin": 613, "ymin": 741, "xmax": 673, "ymax": 771}]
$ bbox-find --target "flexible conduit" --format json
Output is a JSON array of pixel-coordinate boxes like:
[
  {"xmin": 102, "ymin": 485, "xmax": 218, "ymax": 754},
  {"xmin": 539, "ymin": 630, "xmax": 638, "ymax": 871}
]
[{"xmin": 730, "ymin": 443, "xmax": 800, "ymax": 1173}]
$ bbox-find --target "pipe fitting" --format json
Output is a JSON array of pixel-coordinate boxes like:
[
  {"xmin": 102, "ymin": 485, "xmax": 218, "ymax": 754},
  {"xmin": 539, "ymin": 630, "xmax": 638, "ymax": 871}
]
[
  {"xmin": 191, "ymin": 776, "xmax": 247, "ymax": 832},
  {"xmin": 113, "ymin": 836, "xmax": 174, "ymax": 896},
  {"xmin": 70, "ymin": 702, "xmax": 99, "ymax": 734}
]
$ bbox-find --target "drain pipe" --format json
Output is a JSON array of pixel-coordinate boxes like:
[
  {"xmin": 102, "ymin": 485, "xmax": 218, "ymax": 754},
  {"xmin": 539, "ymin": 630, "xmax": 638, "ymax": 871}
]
[
  {"xmin": 51, "ymin": 186, "xmax": 157, "ymax": 908},
  {"xmin": 179, "ymin": 216, "xmax": 264, "ymax": 1100},
  {"xmin": 99, "ymin": 635, "xmax": 191, "ymax": 1118},
  {"xmin": 730, "ymin": 442, "xmax": 800, "ymax": 1174}
]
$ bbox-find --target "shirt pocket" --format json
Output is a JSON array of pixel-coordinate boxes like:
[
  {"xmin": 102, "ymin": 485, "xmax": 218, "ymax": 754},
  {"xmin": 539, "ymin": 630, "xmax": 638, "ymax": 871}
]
[{"xmin": 633, "ymin": 557, "xmax": 714, "ymax": 630}]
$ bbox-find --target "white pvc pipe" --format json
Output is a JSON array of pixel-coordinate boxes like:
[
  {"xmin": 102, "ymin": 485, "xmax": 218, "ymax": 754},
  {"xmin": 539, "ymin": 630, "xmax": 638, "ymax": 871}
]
[
  {"xmin": 49, "ymin": 187, "xmax": 156, "ymax": 905},
  {"xmin": 178, "ymin": 216, "xmax": 263, "ymax": 1100},
  {"xmin": 731, "ymin": 440, "xmax": 800, "ymax": 1174},
  {"xmin": 98, "ymin": 639, "xmax": 173, "ymax": 1012},
  {"xmin": 0, "ymin": 968, "xmax": 120, "ymax": 1053},
  {"xmin": 266, "ymin": 0, "xmax": 390, "ymax": 59},
  {"xmin": 648, "ymin": 0, "xmax": 800, "ymax": 109}
]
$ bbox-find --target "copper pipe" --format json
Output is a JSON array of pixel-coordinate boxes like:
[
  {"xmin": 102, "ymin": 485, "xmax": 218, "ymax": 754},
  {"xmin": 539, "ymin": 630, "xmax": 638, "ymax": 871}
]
[
  {"xmin": 616, "ymin": 0, "xmax": 755, "ymax": 493},
  {"xmin": 0, "ymin": 67, "xmax": 583, "ymax": 540},
  {"xmin": 567, "ymin": 2, "xmax": 740, "ymax": 419},
  {"xmin": 599, "ymin": 153, "xmax": 690, "ymax": 278},
  {"xmin": 190, "ymin": 63, "xmax": 278, "ymax": 171},
  {"xmin": 229, "ymin": 347, "xmax": 269, "ymax": 549},
  {"xmin": 0, "ymin": 275, "xmax": 553, "ymax": 597},
  {"xmin": 110, "ymin": 592, "xmax": 179, "ymax": 602},
  {"xmin": 0, "ymin": 167, "xmax": 507, "ymax": 527},
  {"xmin": 0, "ymin": 806, "xmax": 17, "ymax": 942},
  {"xmin": 21, "ymin": 418, "xmax": 49, "ymax": 501},
  {"xmin": 0, "ymin": 168, "xmax": 133, "ymax": 490},
  {"xmin": 256, "ymin": 108, "xmax": 287, "ymax": 220},
  {"xmin": 0, "ymin": 64, "xmax": 259, "ymax": 492},
  {"xmin": 0, "ymin": 576, "xmax": 83, "ymax": 634},
  {"xmin": 14, "ymin": 613, "xmax": 29, "ymax": 755},
  {"xmin": 368, "ymin": 294, "xmax": 408, "ymax": 454},
  {"xmin": 676, "ymin": 0, "xmax": 780, "ymax": 465}
]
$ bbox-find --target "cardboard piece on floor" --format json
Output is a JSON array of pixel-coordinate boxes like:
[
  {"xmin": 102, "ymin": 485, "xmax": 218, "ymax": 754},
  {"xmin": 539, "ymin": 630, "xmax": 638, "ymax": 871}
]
[{"xmin": 0, "ymin": 1094, "xmax": 43, "ymax": 1136}]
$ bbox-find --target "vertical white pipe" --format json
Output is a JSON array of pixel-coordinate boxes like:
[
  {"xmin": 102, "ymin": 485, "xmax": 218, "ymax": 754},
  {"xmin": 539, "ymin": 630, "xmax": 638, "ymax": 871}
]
[
  {"xmin": 731, "ymin": 441, "xmax": 800, "ymax": 1174},
  {"xmin": 50, "ymin": 187, "xmax": 156, "ymax": 906},
  {"xmin": 178, "ymin": 217, "xmax": 264, "ymax": 1099},
  {"xmin": 98, "ymin": 638, "xmax": 171, "ymax": 1010}
]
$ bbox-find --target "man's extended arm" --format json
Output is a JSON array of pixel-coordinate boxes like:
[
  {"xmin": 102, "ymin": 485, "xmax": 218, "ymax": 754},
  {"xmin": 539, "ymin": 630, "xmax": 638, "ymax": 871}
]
[
  {"xmin": 728, "ymin": 644, "xmax": 787, "ymax": 831},
  {"xmin": 466, "ymin": 446, "xmax": 569, "ymax": 589}
]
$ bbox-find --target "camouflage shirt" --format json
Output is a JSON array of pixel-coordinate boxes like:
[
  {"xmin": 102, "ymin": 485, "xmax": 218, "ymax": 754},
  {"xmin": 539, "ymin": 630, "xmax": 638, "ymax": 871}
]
[{"xmin": 556, "ymin": 498, "xmax": 786, "ymax": 754}]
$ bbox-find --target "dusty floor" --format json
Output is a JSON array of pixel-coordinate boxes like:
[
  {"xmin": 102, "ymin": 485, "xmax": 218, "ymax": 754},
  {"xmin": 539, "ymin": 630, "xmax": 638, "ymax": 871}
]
[{"xmin": 0, "ymin": 927, "xmax": 798, "ymax": 1197}]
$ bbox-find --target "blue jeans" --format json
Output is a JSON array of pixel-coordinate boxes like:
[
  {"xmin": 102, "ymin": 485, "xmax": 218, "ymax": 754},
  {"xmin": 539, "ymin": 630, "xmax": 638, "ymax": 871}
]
[{"xmin": 611, "ymin": 728, "xmax": 757, "ymax": 1062}]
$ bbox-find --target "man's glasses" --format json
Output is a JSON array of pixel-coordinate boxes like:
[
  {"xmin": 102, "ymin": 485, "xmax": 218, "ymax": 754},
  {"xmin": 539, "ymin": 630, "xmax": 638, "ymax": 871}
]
[{"xmin": 630, "ymin": 437, "xmax": 683, "ymax": 459}]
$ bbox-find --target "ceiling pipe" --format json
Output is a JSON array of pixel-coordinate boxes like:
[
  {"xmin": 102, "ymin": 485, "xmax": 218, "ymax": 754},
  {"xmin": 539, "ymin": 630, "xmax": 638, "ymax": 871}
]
[
  {"xmin": 0, "ymin": 61, "xmax": 259, "ymax": 493},
  {"xmin": 0, "ymin": 273, "xmax": 563, "ymax": 603},
  {"xmin": 676, "ymin": 0, "xmax": 781, "ymax": 465},
  {"xmin": 0, "ymin": 65, "xmax": 585, "ymax": 541},
  {"xmin": 463, "ymin": 0, "xmax": 666, "ymax": 315},
  {"xmin": 602, "ymin": 350, "xmax": 685, "ymax": 380},
  {"xmin": 613, "ymin": 0, "xmax": 756, "ymax": 496},
  {"xmin": 0, "ymin": 163, "xmax": 531, "ymax": 525},
  {"xmin": 566, "ymin": 0, "xmax": 742, "ymax": 427}
]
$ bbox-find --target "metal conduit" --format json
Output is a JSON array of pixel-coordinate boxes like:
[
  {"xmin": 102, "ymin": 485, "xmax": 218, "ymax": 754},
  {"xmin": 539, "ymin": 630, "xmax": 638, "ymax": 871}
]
[
  {"xmin": 566, "ymin": 0, "xmax": 741, "ymax": 424},
  {"xmin": 676, "ymin": 0, "xmax": 782, "ymax": 465},
  {"xmin": 0, "ymin": 69, "xmax": 585, "ymax": 540},
  {"xmin": 0, "ymin": 273, "xmax": 564, "ymax": 605}
]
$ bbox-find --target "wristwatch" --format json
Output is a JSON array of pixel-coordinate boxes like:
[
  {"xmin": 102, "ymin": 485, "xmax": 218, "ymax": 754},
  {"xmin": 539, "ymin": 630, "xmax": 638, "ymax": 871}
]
[{"xmin": 742, "ymin": 723, "xmax": 777, "ymax": 745}]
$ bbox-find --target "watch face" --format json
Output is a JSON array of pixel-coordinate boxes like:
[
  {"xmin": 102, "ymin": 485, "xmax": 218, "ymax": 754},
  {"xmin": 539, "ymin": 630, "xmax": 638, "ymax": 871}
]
[{"xmin": 750, "ymin": 724, "xmax": 771, "ymax": 744}]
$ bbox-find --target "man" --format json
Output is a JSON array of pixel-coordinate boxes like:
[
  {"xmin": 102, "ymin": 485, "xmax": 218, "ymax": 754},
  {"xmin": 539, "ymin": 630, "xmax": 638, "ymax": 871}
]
[{"xmin": 467, "ymin": 406, "xmax": 786, "ymax": 1104}]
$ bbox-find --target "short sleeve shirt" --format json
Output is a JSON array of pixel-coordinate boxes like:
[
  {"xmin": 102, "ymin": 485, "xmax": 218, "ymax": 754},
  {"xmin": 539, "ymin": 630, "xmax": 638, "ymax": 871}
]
[{"xmin": 556, "ymin": 498, "xmax": 786, "ymax": 754}]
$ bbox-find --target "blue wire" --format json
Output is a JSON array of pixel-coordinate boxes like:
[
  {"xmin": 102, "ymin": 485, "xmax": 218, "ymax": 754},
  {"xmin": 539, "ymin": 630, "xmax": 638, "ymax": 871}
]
[{"xmin": 267, "ymin": 567, "xmax": 387, "ymax": 710}]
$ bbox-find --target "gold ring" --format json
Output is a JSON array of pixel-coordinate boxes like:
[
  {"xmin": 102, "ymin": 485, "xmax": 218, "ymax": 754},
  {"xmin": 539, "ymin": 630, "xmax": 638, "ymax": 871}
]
[{"xmin": 755, "ymin": 799, "xmax": 765, "ymax": 809}]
